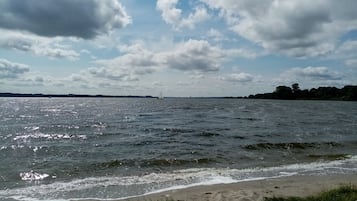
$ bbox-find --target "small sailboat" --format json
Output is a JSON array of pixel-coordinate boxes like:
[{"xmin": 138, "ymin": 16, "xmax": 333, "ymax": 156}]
[{"xmin": 157, "ymin": 92, "xmax": 164, "ymax": 99}]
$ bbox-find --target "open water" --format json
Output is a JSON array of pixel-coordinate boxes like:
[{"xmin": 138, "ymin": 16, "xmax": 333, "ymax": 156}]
[{"xmin": 0, "ymin": 98, "xmax": 356, "ymax": 200}]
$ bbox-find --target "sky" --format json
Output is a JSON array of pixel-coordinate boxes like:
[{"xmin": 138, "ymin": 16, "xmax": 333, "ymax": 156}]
[{"xmin": 0, "ymin": 0, "xmax": 356, "ymax": 97}]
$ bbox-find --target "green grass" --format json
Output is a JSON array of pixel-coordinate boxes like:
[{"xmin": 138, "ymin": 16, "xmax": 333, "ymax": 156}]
[{"xmin": 265, "ymin": 186, "xmax": 357, "ymax": 201}]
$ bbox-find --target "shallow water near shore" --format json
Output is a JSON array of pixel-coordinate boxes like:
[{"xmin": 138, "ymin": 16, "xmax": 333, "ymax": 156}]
[{"xmin": 0, "ymin": 98, "xmax": 356, "ymax": 200}]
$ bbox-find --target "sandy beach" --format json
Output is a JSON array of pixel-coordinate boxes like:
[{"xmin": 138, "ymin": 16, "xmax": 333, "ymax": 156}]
[{"xmin": 98, "ymin": 174, "xmax": 357, "ymax": 201}]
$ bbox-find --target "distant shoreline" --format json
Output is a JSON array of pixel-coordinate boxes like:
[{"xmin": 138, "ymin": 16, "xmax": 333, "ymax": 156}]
[
  {"xmin": 1, "ymin": 83, "xmax": 356, "ymax": 101},
  {"xmin": 0, "ymin": 93, "xmax": 155, "ymax": 98},
  {"xmin": 248, "ymin": 84, "xmax": 357, "ymax": 101}
]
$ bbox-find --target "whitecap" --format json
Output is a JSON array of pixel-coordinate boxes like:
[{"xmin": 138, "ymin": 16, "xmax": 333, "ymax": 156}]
[
  {"xmin": 24, "ymin": 126, "xmax": 40, "ymax": 131},
  {"xmin": 20, "ymin": 171, "xmax": 49, "ymax": 181},
  {"xmin": 13, "ymin": 133, "xmax": 87, "ymax": 141}
]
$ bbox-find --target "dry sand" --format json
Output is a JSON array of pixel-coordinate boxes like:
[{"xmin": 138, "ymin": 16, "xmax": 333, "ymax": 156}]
[{"xmin": 79, "ymin": 174, "xmax": 357, "ymax": 201}]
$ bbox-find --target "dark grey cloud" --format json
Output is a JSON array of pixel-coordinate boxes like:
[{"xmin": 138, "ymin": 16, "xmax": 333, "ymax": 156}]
[
  {"xmin": 0, "ymin": 0, "xmax": 131, "ymax": 39},
  {"xmin": 0, "ymin": 59, "xmax": 29, "ymax": 79}
]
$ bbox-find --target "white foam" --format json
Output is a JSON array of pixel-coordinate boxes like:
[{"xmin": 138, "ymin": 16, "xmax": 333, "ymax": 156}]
[
  {"xmin": 20, "ymin": 171, "xmax": 49, "ymax": 181},
  {"xmin": 13, "ymin": 133, "xmax": 87, "ymax": 141},
  {"xmin": 2, "ymin": 156, "xmax": 356, "ymax": 201},
  {"xmin": 24, "ymin": 126, "xmax": 40, "ymax": 131}
]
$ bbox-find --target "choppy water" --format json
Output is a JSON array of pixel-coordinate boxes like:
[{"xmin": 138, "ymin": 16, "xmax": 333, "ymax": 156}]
[{"xmin": 0, "ymin": 98, "xmax": 356, "ymax": 200}]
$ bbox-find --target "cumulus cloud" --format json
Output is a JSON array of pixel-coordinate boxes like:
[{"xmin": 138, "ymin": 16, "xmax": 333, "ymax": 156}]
[
  {"xmin": 163, "ymin": 39, "xmax": 225, "ymax": 72},
  {"xmin": 79, "ymin": 39, "xmax": 255, "ymax": 84},
  {"xmin": 0, "ymin": 30, "xmax": 80, "ymax": 59},
  {"xmin": 157, "ymin": 0, "xmax": 182, "ymax": 25},
  {"xmin": 157, "ymin": 0, "xmax": 209, "ymax": 30},
  {"xmin": 222, "ymin": 72, "xmax": 255, "ymax": 83},
  {"xmin": 90, "ymin": 42, "xmax": 160, "ymax": 81},
  {"xmin": 0, "ymin": 0, "xmax": 131, "ymax": 39},
  {"xmin": 0, "ymin": 59, "xmax": 29, "ymax": 79},
  {"xmin": 201, "ymin": 0, "xmax": 357, "ymax": 58},
  {"xmin": 279, "ymin": 66, "xmax": 343, "ymax": 83}
]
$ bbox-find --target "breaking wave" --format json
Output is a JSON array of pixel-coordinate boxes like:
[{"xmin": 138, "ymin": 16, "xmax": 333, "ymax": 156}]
[
  {"xmin": 243, "ymin": 142, "xmax": 341, "ymax": 150},
  {"xmin": 95, "ymin": 158, "xmax": 216, "ymax": 169},
  {"xmin": 2, "ymin": 155, "xmax": 356, "ymax": 201}
]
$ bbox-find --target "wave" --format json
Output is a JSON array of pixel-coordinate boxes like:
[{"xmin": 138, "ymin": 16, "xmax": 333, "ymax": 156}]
[
  {"xmin": 96, "ymin": 158, "xmax": 216, "ymax": 169},
  {"xmin": 142, "ymin": 127, "xmax": 195, "ymax": 134},
  {"xmin": 0, "ymin": 145, "xmax": 45, "ymax": 153},
  {"xmin": 308, "ymin": 154, "xmax": 351, "ymax": 161},
  {"xmin": 243, "ymin": 141, "xmax": 341, "ymax": 150},
  {"xmin": 12, "ymin": 133, "xmax": 87, "ymax": 141},
  {"xmin": 234, "ymin": 117, "xmax": 261, "ymax": 121},
  {"xmin": 2, "ymin": 156, "xmax": 356, "ymax": 201},
  {"xmin": 162, "ymin": 127, "xmax": 195, "ymax": 133},
  {"xmin": 196, "ymin": 131, "xmax": 221, "ymax": 137}
]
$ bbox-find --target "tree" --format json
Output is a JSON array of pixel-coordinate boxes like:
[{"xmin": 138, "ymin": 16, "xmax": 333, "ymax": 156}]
[
  {"xmin": 275, "ymin": 86, "xmax": 293, "ymax": 99},
  {"xmin": 292, "ymin": 83, "xmax": 300, "ymax": 93},
  {"xmin": 291, "ymin": 83, "xmax": 301, "ymax": 99}
]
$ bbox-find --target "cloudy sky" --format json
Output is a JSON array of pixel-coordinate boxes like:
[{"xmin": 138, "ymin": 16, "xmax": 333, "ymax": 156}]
[{"xmin": 0, "ymin": 0, "xmax": 356, "ymax": 97}]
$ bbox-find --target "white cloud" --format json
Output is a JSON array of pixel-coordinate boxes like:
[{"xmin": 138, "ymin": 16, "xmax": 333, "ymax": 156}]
[
  {"xmin": 201, "ymin": 0, "xmax": 357, "ymax": 58},
  {"xmin": 91, "ymin": 39, "xmax": 252, "ymax": 83},
  {"xmin": 152, "ymin": 81, "xmax": 163, "ymax": 86},
  {"xmin": 176, "ymin": 81, "xmax": 192, "ymax": 86},
  {"xmin": 278, "ymin": 66, "xmax": 343, "ymax": 84},
  {"xmin": 157, "ymin": 0, "xmax": 209, "ymax": 30},
  {"xmin": 334, "ymin": 40, "xmax": 357, "ymax": 68},
  {"xmin": 156, "ymin": 0, "xmax": 182, "ymax": 25},
  {"xmin": 221, "ymin": 72, "xmax": 255, "ymax": 83},
  {"xmin": 163, "ymin": 39, "xmax": 225, "ymax": 72},
  {"xmin": 345, "ymin": 59, "xmax": 357, "ymax": 68},
  {"xmin": 91, "ymin": 42, "xmax": 160, "ymax": 81},
  {"xmin": 207, "ymin": 28, "xmax": 224, "ymax": 41},
  {"xmin": 70, "ymin": 74, "xmax": 89, "ymax": 83},
  {"xmin": 87, "ymin": 67, "xmax": 139, "ymax": 82},
  {"xmin": 0, "ymin": 29, "xmax": 80, "ymax": 60},
  {"xmin": 179, "ymin": 6, "xmax": 210, "ymax": 29},
  {"xmin": 80, "ymin": 49, "xmax": 91, "ymax": 54},
  {"xmin": 0, "ymin": 0, "xmax": 131, "ymax": 39},
  {"xmin": 44, "ymin": 39, "xmax": 255, "ymax": 91},
  {"xmin": 0, "ymin": 58, "xmax": 29, "ymax": 79},
  {"xmin": 189, "ymin": 74, "xmax": 205, "ymax": 79}
]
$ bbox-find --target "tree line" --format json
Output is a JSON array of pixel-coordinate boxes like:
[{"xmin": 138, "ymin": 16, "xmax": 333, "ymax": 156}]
[{"xmin": 248, "ymin": 84, "xmax": 357, "ymax": 101}]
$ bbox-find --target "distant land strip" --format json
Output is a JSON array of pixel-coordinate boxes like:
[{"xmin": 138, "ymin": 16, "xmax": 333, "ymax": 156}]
[
  {"xmin": 1, "ymin": 84, "xmax": 356, "ymax": 100},
  {"xmin": 0, "ymin": 93, "xmax": 155, "ymax": 98},
  {"xmin": 248, "ymin": 84, "xmax": 357, "ymax": 101}
]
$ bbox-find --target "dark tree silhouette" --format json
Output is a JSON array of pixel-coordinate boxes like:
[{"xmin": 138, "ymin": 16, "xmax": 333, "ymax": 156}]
[
  {"xmin": 249, "ymin": 84, "xmax": 357, "ymax": 101},
  {"xmin": 292, "ymin": 83, "xmax": 300, "ymax": 93},
  {"xmin": 275, "ymin": 86, "xmax": 293, "ymax": 99}
]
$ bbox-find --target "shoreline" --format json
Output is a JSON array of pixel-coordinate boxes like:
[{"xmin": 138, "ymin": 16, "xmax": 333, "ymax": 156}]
[{"xmin": 79, "ymin": 173, "xmax": 357, "ymax": 201}]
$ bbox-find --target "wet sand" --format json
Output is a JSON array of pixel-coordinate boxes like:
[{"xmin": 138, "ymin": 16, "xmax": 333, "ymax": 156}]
[
  {"xmin": 77, "ymin": 174, "xmax": 357, "ymax": 201},
  {"xmin": 115, "ymin": 174, "xmax": 357, "ymax": 201}
]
